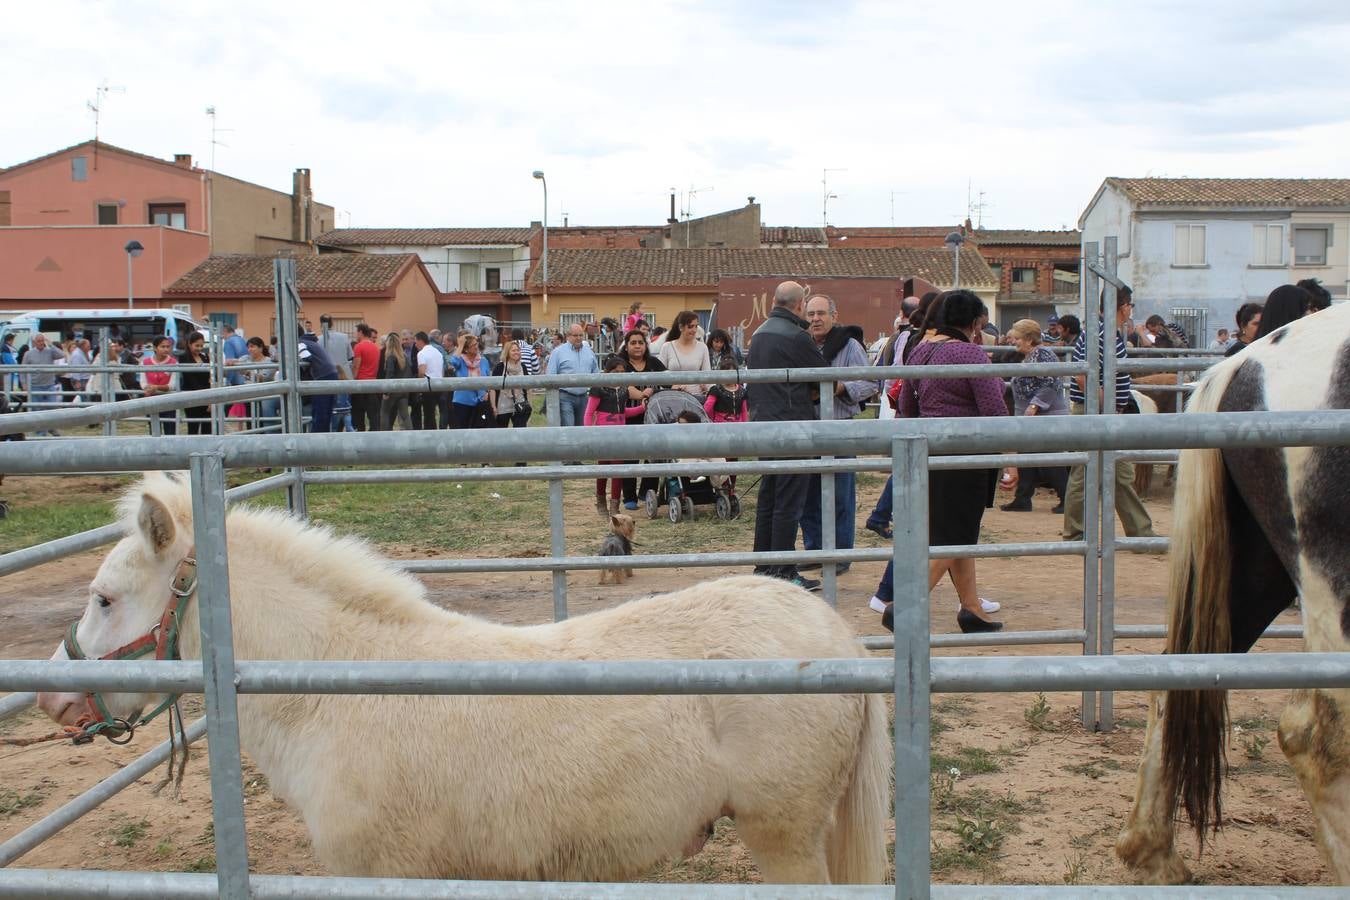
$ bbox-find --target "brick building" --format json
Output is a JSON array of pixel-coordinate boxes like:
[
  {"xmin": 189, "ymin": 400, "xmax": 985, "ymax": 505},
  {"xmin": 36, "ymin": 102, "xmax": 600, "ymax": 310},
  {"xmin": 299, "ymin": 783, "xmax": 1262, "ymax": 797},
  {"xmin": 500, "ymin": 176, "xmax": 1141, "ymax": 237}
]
[{"xmin": 970, "ymin": 229, "xmax": 1081, "ymax": 329}]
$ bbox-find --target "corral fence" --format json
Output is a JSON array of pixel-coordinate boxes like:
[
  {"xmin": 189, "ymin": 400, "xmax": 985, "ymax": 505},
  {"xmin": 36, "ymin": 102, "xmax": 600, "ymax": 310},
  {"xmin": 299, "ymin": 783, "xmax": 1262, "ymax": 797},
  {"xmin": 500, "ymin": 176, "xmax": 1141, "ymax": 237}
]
[{"xmin": 2, "ymin": 251, "xmax": 1347, "ymax": 898}]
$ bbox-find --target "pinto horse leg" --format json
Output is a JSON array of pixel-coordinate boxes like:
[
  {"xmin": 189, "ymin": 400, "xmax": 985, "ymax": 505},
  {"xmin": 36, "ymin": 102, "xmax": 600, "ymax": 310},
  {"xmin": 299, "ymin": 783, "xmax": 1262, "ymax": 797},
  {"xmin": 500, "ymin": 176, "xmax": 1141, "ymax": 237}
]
[
  {"xmin": 1117, "ymin": 692, "xmax": 1192, "ymax": 884},
  {"xmin": 1279, "ymin": 687, "xmax": 1350, "ymax": 882}
]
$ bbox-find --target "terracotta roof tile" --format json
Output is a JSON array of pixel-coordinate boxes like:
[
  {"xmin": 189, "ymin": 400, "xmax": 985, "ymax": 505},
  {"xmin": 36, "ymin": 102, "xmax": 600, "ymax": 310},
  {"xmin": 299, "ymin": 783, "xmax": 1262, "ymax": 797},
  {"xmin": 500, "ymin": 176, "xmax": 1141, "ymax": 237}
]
[
  {"xmin": 315, "ymin": 227, "xmax": 534, "ymax": 246},
  {"xmin": 972, "ymin": 229, "xmax": 1081, "ymax": 246},
  {"xmin": 1107, "ymin": 177, "xmax": 1350, "ymax": 208},
  {"xmin": 760, "ymin": 226, "xmax": 827, "ymax": 244},
  {"xmin": 165, "ymin": 254, "xmax": 417, "ymax": 295},
  {"xmin": 830, "ymin": 226, "xmax": 961, "ymax": 238},
  {"xmin": 531, "ymin": 247, "xmax": 996, "ymax": 290}
]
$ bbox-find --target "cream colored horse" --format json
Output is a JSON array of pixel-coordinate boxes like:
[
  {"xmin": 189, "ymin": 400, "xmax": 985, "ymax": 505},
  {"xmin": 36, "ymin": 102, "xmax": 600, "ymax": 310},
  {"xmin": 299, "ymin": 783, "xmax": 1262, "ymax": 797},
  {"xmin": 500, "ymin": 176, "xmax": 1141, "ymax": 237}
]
[
  {"xmin": 38, "ymin": 474, "xmax": 888, "ymax": 884},
  {"xmin": 1117, "ymin": 306, "xmax": 1350, "ymax": 883}
]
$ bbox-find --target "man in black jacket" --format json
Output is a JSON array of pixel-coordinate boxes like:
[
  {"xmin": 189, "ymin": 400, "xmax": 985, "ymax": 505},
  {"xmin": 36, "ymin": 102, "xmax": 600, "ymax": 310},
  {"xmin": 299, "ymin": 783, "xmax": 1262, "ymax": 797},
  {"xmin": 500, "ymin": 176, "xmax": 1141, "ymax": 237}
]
[{"xmin": 747, "ymin": 281, "xmax": 827, "ymax": 589}]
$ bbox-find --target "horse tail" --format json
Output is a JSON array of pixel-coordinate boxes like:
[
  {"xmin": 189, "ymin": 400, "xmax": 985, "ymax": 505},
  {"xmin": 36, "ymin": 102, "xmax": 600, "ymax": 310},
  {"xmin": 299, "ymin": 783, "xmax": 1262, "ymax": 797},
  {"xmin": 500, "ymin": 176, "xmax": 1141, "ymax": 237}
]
[
  {"xmin": 826, "ymin": 691, "xmax": 889, "ymax": 883},
  {"xmin": 1160, "ymin": 358, "xmax": 1240, "ymax": 846}
]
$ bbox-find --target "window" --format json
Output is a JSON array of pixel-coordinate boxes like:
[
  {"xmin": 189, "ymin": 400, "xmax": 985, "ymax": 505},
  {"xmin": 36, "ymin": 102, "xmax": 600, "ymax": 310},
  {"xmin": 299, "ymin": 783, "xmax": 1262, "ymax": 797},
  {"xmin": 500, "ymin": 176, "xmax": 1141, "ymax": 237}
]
[
  {"xmin": 1173, "ymin": 224, "xmax": 1207, "ymax": 266},
  {"xmin": 71, "ymin": 157, "xmax": 88, "ymax": 181},
  {"xmin": 324, "ymin": 316, "xmax": 363, "ymax": 337},
  {"xmin": 207, "ymin": 312, "xmax": 238, "ymax": 329},
  {"xmin": 1294, "ymin": 227, "xmax": 1330, "ymax": 265},
  {"xmin": 1251, "ymin": 224, "xmax": 1284, "ymax": 266},
  {"xmin": 96, "ymin": 203, "xmax": 119, "ymax": 225},
  {"xmin": 987, "ymin": 263, "xmax": 1003, "ymax": 284},
  {"xmin": 485, "ymin": 267, "xmax": 501, "ymax": 291},
  {"xmin": 1011, "ymin": 267, "xmax": 1036, "ymax": 292},
  {"xmin": 458, "ymin": 263, "xmax": 479, "ymax": 291},
  {"xmin": 149, "ymin": 203, "xmax": 187, "ymax": 230},
  {"xmin": 559, "ymin": 312, "xmax": 592, "ymax": 330}
]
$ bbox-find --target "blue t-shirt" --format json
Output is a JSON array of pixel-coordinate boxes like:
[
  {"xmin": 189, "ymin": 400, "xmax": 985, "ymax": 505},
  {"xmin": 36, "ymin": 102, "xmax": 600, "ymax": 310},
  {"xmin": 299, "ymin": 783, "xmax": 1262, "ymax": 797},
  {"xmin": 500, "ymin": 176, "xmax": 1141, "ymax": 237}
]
[
  {"xmin": 222, "ymin": 334, "xmax": 249, "ymax": 385},
  {"xmin": 450, "ymin": 354, "xmax": 491, "ymax": 406}
]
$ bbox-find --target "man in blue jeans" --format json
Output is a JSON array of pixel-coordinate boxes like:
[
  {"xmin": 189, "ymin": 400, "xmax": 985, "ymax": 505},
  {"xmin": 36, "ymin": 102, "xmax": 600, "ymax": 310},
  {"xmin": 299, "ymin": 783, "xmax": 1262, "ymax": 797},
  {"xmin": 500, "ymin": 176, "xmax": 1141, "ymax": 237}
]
[
  {"xmin": 544, "ymin": 323, "xmax": 597, "ymax": 426},
  {"xmin": 797, "ymin": 294, "xmax": 878, "ymax": 575}
]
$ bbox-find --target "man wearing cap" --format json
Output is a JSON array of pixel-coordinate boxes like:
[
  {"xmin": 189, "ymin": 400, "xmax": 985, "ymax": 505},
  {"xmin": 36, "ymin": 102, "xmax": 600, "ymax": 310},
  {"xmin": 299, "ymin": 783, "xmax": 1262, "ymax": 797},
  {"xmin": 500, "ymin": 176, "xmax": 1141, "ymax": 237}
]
[{"xmin": 1044, "ymin": 313, "xmax": 1062, "ymax": 345}]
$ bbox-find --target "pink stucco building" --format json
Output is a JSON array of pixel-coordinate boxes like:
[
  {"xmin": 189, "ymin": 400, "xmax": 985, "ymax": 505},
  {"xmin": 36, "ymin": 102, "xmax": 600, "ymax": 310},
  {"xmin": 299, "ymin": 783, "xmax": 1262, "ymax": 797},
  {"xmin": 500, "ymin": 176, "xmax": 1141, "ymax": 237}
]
[{"xmin": 0, "ymin": 141, "xmax": 334, "ymax": 320}]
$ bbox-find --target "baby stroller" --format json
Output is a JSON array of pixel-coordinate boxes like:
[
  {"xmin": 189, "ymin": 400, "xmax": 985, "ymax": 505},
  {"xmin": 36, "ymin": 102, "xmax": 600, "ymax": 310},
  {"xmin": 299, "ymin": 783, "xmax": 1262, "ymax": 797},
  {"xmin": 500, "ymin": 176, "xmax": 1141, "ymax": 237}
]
[{"xmin": 641, "ymin": 391, "xmax": 741, "ymax": 523}]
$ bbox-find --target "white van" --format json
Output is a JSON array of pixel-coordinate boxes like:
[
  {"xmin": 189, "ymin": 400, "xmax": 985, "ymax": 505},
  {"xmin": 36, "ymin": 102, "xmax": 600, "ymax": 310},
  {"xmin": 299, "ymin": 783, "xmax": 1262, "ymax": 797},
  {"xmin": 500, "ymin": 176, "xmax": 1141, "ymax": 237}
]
[{"xmin": 1, "ymin": 308, "xmax": 208, "ymax": 357}]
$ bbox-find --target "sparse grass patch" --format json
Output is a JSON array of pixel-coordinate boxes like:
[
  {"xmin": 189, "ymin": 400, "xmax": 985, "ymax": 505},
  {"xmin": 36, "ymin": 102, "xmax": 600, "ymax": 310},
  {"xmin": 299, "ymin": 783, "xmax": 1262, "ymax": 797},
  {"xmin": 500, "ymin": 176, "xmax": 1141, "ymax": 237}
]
[
  {"xmin": 154, "ymin": 839, "xmax": 175, "ymax": 858},
  {"xmin": 0, "ymin": 785, "xmax": 46, "ymax": 816},
  {"xmin": 932, "ymin": 746, "xmax": 1001, "ymax": 776},
  {"xmin": 1115, "ymin": 716, "xmax": 1146, "ymax": 729},
  {"xmin": 1023, "ymin": 693, "xmax": 1056, "ymax": 732},
  {"xmin": 1062, "ymin": 758, "xmax": 1124, "ymax": 780},
  {"xmin": 1062, "ymin": 846, "xmax": 1091, "ymax": 884},
  {"xmin": 184, "ymin": 855, "xmax": 215, "ymax": 873},
  {"xmin": 1232, "ymin": 712, "xmax": 1278, "ymax": 731},
  {"xmin": 931, "ymin": 842, "xmax": 995, "ymax": 875},
  {"xmin": 110, "ymin": 818, "xmax": 148, "ymax": 848}
]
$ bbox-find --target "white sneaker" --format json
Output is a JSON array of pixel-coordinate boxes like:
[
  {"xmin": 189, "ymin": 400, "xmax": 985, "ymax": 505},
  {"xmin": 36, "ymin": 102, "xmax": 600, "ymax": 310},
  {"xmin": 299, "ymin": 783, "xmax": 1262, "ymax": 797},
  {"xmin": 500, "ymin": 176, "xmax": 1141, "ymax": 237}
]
[{"xmin": 869, "ymin": 596, "xmax": 888, "ymax": 614}]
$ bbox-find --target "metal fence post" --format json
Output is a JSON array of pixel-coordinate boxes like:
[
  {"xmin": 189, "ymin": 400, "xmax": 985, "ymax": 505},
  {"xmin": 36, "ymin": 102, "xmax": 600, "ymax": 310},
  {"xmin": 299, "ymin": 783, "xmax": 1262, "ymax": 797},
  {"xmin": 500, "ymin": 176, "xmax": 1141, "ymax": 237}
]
[
  {"xmin": 188, "ymin": 452, "xmax": 250, "ymax": 900},
  {"xmin": 546, "ymin": 387, "xmax": 568, "ymax": 621},
  {"xmin": 274, "ymin": 259, "xmax": 307, "ymax": 517},
  {"xmin": 819, "ymin": 384, "xmax": 837, "ymax": 607},
  {"xmin": 891, "ymin": 435, "xmax": 930, "ymax": 900},
  {"xmin": 1080, "ymin": 241, "xmax": 1101, "ymax": 731},
  {"xmin": 1097, "ymin": 236, "xmax": 1121, "ymax": 732},
  {"xmin": 209, "ymin": 328, "xmax": 226, "ymax": 436}
]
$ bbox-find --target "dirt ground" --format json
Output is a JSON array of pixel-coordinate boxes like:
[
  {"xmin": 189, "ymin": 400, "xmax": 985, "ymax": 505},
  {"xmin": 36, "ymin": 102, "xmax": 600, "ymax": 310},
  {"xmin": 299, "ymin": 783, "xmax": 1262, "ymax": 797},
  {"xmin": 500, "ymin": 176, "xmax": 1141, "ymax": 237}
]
[{"xmin": 0, "ymin": 475, "xmax": 1323, "ymax": 887}]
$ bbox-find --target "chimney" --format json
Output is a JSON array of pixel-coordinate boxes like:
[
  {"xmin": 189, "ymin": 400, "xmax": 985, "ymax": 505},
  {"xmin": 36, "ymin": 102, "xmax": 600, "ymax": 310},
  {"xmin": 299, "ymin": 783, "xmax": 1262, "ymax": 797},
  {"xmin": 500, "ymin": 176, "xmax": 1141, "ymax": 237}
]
[
  {"xmin": 668, "ymin": 191, "xmax": 677, "ymax": 225},
  {"xmin": 292, "ymin": 168, "xmax": 312, "ymax": 242},
  {"xmin": 174, "ymin": 154, "xmax": 193, "ymax": 168},
  {"xmin": 747, "ymin": 196, "xmax": 755, "ymax": 206}
]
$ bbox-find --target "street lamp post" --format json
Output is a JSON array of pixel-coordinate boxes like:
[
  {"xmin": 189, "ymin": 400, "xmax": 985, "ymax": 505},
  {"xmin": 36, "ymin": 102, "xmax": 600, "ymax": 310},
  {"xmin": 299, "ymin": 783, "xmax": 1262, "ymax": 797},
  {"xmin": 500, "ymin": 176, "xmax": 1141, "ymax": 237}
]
[
  {"xmin": 944, "ymin": 231, "xmax": 965, "ymax": 289},
  {"xmin": 124, "ymin": 239, "xmax": 144, "ymax": 309},
  {"xmin": 532, "ymin": 170, "xmax": 548, "ymax": 290}
]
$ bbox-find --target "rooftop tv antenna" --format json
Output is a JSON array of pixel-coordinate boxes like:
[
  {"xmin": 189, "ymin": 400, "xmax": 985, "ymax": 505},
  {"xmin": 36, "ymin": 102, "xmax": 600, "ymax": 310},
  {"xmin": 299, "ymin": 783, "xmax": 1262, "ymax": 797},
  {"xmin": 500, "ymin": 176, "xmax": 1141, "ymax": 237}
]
[
  {"xmin": 205, "ymin": 106, "xmax": 233, "ymax": 171},
  {"xmin": 681, "ymin": 185, "xmax": 714, "ymax": 220},
  {"xmin": 87, "ymin": 80, "xmax": 125, "ymax": 168},
  {"xmin": 966, "ymin": 180, "xmax": 991, "ymax": 229},
  {"xmin": 822, "ymin": 168, "xmax": 846, "ymax": 226},
  {"xmin": 890, "ymin": 189, "xmax": 908, "ymax": 226}
]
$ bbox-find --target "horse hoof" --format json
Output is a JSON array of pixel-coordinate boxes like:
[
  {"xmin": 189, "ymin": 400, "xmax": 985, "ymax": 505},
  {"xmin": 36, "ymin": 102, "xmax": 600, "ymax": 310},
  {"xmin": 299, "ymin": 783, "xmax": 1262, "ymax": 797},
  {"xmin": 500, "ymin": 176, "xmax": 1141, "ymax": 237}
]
[{"xmin": 1116, "ymin": 834, "xmax": 1191, "ymax": 885}]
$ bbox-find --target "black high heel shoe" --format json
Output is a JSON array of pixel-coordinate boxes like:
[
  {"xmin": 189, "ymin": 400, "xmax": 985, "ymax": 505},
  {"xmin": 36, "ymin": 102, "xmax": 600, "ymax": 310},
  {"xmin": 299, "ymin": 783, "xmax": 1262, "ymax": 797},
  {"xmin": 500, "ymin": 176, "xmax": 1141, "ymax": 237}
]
[
  {"xmin": 957, "ymin": 608, "xmax": 1003, "ymax": 633},
  {"xmin": 881, "ymin": 603, "xmax": 894, "ymax": 633}
]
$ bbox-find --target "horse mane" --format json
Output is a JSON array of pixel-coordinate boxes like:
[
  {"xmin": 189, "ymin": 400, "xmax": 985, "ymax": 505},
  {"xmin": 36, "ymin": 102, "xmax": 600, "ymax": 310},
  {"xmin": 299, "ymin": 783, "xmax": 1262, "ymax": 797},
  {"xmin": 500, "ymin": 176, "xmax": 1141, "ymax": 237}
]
[
  {"xmin": 1159, "ymin": 352, "xmax": 1246, "ymax": 846},
  {"xmin": 120, "ymin": 474, "xmax": 438, "ymax": 627}
]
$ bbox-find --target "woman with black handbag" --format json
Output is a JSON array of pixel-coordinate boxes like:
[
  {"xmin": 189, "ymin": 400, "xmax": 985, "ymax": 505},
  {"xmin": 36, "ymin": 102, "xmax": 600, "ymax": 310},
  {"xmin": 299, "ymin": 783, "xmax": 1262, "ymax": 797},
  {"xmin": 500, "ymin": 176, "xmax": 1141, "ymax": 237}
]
[{"xmin": 490, "ymin": 341, "xmax": 533, "ymax": 430}]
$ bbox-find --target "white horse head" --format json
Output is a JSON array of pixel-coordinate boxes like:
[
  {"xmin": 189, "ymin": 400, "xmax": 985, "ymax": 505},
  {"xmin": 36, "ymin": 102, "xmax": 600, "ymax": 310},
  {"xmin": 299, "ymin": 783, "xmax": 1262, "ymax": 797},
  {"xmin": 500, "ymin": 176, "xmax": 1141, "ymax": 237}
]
[{"xmin": 37, "ymin": 473, "xmax": 196, "ymax": 731}]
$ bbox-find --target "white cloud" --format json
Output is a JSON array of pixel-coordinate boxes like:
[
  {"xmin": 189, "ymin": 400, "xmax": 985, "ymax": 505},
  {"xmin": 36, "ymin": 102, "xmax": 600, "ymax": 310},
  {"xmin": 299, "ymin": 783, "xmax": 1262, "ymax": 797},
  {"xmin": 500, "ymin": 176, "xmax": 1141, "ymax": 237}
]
[{"xmin": 5, "ymin": 0, "xmax": 1349, "ymax": 230}]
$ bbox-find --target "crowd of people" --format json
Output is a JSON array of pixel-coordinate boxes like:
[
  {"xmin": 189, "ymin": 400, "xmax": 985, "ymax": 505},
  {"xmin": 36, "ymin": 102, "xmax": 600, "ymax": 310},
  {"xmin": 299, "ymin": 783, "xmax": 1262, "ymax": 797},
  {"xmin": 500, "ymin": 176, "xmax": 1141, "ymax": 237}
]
[{"xmin": 5, "ymin": 277, "xmax": 1336, "ymax": 636}]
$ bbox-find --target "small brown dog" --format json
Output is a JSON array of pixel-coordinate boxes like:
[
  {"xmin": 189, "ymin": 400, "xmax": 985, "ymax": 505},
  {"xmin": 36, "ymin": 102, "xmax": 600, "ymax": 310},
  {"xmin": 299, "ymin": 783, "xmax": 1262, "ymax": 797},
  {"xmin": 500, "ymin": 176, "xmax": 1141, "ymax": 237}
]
[{"xmin": 598, "ymin": 513, "xmax": 636, "ymax": 585}]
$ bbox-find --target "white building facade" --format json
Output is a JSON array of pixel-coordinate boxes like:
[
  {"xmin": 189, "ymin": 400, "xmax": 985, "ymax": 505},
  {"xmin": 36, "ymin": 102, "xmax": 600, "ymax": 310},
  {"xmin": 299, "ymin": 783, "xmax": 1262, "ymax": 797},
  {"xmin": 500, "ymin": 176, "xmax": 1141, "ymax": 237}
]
[{"xmin": 1079, "ymin": 178, "xmax": 1350, "ymax": 344}]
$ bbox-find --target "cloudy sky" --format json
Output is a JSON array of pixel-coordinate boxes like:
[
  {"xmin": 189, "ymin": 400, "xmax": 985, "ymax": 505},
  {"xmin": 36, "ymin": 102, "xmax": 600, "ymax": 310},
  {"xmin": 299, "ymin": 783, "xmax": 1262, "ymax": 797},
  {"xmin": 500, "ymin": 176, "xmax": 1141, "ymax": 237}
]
[{"xmin": 8, "ymin": 1, "xmax": 1350, "ymax": 232}]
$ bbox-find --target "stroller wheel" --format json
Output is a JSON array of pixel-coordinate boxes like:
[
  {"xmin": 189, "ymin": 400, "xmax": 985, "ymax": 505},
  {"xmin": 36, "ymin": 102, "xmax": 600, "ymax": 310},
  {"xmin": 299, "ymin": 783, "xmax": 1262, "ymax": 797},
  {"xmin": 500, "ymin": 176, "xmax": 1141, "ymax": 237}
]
[
  {"xmin": 681, "ymin": 496, "xmax": 695, "ymax": 521},
  {"xmin": 668, "ymin": 499, "xmax": 681, "ymax": 523},
  {"xmin": 645, "ymin": 489, "xmax": 659, "ymax": 519},
  {"xmin": 714, "ymin": 493, "xmax": 731, "ymax": 520},
  {"xmin": 729, "ymin": 494, "xmax": 742, "ymax": 519}
]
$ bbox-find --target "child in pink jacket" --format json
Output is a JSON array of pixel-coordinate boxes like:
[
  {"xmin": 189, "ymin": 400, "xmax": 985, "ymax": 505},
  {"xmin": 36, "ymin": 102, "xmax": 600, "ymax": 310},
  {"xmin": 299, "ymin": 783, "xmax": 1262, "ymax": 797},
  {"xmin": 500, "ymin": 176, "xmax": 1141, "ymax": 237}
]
[
  {"xmin": 586, "ymin": 354, "xmax": 647, "ymax": 515},
  {"xmin": 701, "ymin": 357, "xmax": 747, "ymax": 491}
]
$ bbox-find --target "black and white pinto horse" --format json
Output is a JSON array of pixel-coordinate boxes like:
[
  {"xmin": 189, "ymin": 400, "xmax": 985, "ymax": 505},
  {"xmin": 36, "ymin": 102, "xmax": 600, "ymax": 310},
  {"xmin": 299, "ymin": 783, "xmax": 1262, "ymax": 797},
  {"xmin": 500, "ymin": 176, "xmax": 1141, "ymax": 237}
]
[{"xmin": 1117, "ymin": 303, "xmax": 1350, "ymax": 883}]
